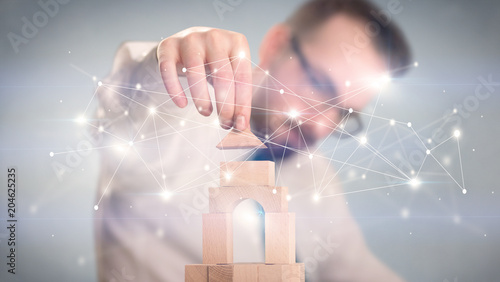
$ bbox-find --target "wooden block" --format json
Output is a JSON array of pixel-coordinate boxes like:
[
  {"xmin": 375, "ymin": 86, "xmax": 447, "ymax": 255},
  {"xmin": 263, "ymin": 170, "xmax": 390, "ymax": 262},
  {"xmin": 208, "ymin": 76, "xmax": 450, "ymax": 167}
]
[
  {"xmin": 258, "ymin": 263, "xmax": 305, "ymax": 282},
  {"xmin": 186, "ymin": 264, "xmax": 209, "ymax": 282},
  {"xmin": 209, "ymin": 186, "xmax": 288, "ymax": 213},
  {"xmin": 203, "ymin": 213, "xmax": 233, "ymax": 264},
  {"xmin": 220, "ymin": 161, "xmax": 275, "ymax": 187},
  {"xmin": 208, "ymin": 264, "xmax": 261, "ymax": 282},
  {"xmin": 265, "ymin": 213, "xmax": 296, "ymax": 264},
  {"xmin": 216, "ymin": 128, "xmax": 267, "ymax": 150},
  {"xmin": 208, "ymin": 264, "xmax": 233, "ymax": 282}
]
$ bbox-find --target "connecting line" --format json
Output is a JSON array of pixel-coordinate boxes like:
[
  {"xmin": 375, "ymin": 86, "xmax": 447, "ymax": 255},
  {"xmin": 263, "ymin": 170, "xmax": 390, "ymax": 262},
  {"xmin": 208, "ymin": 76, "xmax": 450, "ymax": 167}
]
[
  {"xmin": 151, "ymin": 114, "xmax": 168, "ymax": 191},
  {"xmin": 154, "ymin": 113, "xmax": 220, "ymax": 170},
  {"xmin": 320, "ymin": 183, "xmax": 409, "ymax": 198},
  {"xmin": 131, "ymin": 146, "xmax": 166, "ymax": 192},
  {"xmin": 96, "ymin": 146, "xmax": 131, "ymax": 206},
  {"xmin": 429, "ymin": 153, "xmax": 463, "ymax": 191},
  {"xmin": 318, "ymin": 143, "xmax": 362, "ymax": 195},
  {"xmin": 457, "ymin": 138, "xmax": 466, "ymax": 190},
  {"xmin": 275, "ymin": 119, "xmax": 294, "ymax": 186},
  {"xmin": 317, "ymin": 114, "xmax": 350, "ymax": 189}
]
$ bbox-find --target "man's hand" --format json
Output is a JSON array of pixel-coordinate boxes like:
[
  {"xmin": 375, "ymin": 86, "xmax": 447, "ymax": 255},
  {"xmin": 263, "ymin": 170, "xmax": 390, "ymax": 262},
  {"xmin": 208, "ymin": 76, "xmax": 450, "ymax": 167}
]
[{"xmin": 157, "ymin": 27, "xmax": 252, "ymax": 131}]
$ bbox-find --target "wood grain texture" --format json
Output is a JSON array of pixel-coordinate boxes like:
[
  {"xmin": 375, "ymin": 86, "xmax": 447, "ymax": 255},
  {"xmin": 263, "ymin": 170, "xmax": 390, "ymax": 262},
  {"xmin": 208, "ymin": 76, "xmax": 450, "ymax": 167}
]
[
  {"xmin": 185, "ymin": 264, "xmax": 209, "ymax": 282},
  {"xmin": 208, "ymin": 264, "xmax": 261, "ymax": 282},
  {"xmin": 216, "ymin": 128, "xmax": 267, "ymax": 150},
  {"xmin": 258, "ymin": 263, "xmax": 305, "ymax": 282},
  {"xmin": 220, "ymin": 161, "xmax": 275, "ymax": 187},
  {"xmin": 265, "ymin": 213, "xmax": 296, "ymax": 264},
  {"xmin": 203, "ymin": 213, "xmax": 233, "ymax": 264},
  {"xmin": 209, "ymin": 186, "xmax": 288, "ymax": 213}
]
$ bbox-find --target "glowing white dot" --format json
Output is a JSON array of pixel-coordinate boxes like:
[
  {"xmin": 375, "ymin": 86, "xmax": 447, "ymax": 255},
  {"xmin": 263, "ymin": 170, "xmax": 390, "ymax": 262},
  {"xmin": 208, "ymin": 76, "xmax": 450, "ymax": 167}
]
[
  {"xmin": 272, "ymin": 188, "xmax": 277, "ymax": 194},
  {"xmin": 182, "ymin": 67, "xmax": 187, "ymax": 73},
  {"xmin": 426, "ymin": 149, "xmax": 431, "ymax": 155},
  {"xmin": 286, "ymin": 195, "xmax": 292, "ymax": 201},
  {"xmin": 149, "ymin": 107, "xmax": 156, "ymax": 114},
  {"xmin": 140, "ymin": 134, "xmax": 145, "ymax": 139},
  {"xmin": 124, "ymin": 110, "xmax": 129, "ymax": 116},
  {"xmin": 180, "ymin": 120, "xmax": 186, "ymax": 127},
  {"xmin": 308, "ymin": 154, "xmax": 313, "ymax": 160},
  {"xmin": 407, "ymin": 122, "xmax": 412, "ymax": 128},
  {"xmin": 213, "ymin": 68, "xmax": 218, "ymax": 73},
  {"xmin": 414, "ymin": 61, "xmax": 419, "ymax": 67},
  {"xmin": 92, "ymin": 76, "xmax": 97, "ymax": 81},
  {"xmin": 135, "ymin": 83, "xmax": 142, "ymax": 90},
  {"xmin": 52, "ymin": 234, "xmax": 55, "ymax": 237},
  {"xmin": 296, "ymin": 163, "xmax": 301, "ymax": 168},
  {"xmin": 204, "ymin": 165, "xmax": 210, "ymax": 171},
  {"xmin": 75, "ymin": 116, "xmax": 86, "ymax": 124},
  {"xmin": 59, "ymin": 99, "xmax": 63, "ymax": 103},
  {"xmin": 265, "ymin": 70, "xmax": 269, "ymax": 75},
  {"xmin": 348, "ymin": 108, "xmax": 353, "ymax": 113},
  {"xmin": 162, "ymin": 190, "xmax": 172, "ymax": 200},
  {"xmin": 162, "ymin": 174, "xmax": 166, "ymax": 180},
  {"xmin": 360, "ymin": 136, "xmax": 367, "ymax": 145},
  {"xmin": 97, "ymin": 81, "xmax": 102, "ymax": 86},
  {"xmin": 198, "ymin": 106, "xmax": 203, "ymax": 112},
  {"xmin": 128, "ymin": 141, "xmax": 133, "ymax": 146},
  {"xmin": 427, "ymin": 138, "xmax": 432, "ymax": 144},
  {"xmin": 462, "ymin": 189, "xmax": 467, "ymax": 194},
  {"xmin": 410, "ymin": 170, "xmax": 415, "ymax": 175},
  {"xmin": 279, "ymin": 89, "xmax": 284, "ymax": 94},
  {"xmin": 381, "ymin": 74, "xmax": 391, "ymax": 84},
  {"xmin": 49, "ymin": 152, "xmax": 54, "ymax": 157},
  {"xmin": 484, "ymin": 234, "xmax": 487, "ymax": 237},
  {"xmin": 98, "ymin": 126, "xmax": 104, "ymax": 132},
  {"xmin": 401, "ymin": 208, "xmax": 409, "ymax": 218},
  {"xmin": 225, "ymin": 173, "xmax": 232, "ymax": 181},
  {"xmin": 264, "ymin": 134, "xmax": 269, "ymax": 139},
  {"xmin": 361, "ymin": 174, "xmax": 366, "ymax": 179},
  {"xmin": 288, "ymin": 110, "xmax": 299, "ymax": 119},
  {"xmin": 345, "ymin": 80, "xmax": 351, "ymax": 87},
  {"xmin": 238, "ymin": 51, "xmax": 245, "ymax": 58},
  {"xmin": 94, "ymin": 205, "xmax": 98, "ymax": 211},
  {"xmin": 454, "ymin": 130, "xmax": 461, "ymax": 138},
  {"xmin": 390, "ymin": 119, "xmax": 395, "ymax": 126},
  {"xmin": 313, "ymin": 194, "xmax": 320, "ymax": 202},
  {"xmin": 409, "ymin": 178, "xmax": 420, "ymax": 189}
]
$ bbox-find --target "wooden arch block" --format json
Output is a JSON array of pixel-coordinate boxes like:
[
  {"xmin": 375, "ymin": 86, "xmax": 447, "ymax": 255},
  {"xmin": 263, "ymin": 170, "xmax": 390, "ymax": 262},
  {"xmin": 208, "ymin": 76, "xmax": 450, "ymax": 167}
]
[{"xmin": 209, "ymin": 186, "xmax": 288, "ymax": 213}]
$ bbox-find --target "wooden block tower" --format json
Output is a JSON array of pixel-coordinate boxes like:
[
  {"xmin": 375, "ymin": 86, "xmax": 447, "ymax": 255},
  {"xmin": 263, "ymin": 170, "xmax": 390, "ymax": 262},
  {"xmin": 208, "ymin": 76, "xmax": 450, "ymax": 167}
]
[{"xmin": 185, "ymin": 128, "xmax": 305, "ymax": 282}]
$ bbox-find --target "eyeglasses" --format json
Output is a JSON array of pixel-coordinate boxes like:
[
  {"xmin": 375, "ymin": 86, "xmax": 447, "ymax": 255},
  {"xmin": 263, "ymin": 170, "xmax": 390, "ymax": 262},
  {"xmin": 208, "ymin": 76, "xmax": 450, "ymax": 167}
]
[{"xmin": 290, "ymin": 35, "xmax": 363, "ymax": 138}]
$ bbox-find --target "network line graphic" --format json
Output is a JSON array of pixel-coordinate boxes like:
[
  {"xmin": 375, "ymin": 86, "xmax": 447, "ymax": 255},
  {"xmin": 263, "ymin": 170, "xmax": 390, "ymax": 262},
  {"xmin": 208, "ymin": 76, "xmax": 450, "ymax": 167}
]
[{"xmin": 50, "ymin": 52, "xmax": 467, "ymax": 214}]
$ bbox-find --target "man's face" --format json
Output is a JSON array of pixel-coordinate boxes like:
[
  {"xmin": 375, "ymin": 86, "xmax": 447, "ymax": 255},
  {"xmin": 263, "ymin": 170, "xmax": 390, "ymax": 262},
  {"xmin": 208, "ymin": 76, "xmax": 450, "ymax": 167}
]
[{"xmin": 252, "ymin": 14, "xmax": 388, "ymax": 149}]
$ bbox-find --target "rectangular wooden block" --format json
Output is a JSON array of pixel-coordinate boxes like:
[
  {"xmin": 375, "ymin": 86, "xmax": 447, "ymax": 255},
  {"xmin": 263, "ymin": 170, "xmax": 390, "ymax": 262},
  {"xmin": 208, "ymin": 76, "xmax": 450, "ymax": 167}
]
[
  {"xmin": 208, "ymin": 264, "xmax": 261, "ymax": 282},
  {"xmin": 186, "ymin": 264, "xmax": 209, "ymax": 282},
  {"xmin": 265, "ymin": 213, "xmax": 296, "ymax": 264},
  {"xmin": 220, "ymin": 161, "xmax": 274, "ymax": 187},
  {"xmin": 203, "ymin": 213, "xmax": 233, "ymax": 264},
  {"xmin": 258, "ymin": 263, "xmax": 305, "ymax": 282},
  {"xmin": 209, "ymin": 186, "xmax": 288, "ymax": 213}
]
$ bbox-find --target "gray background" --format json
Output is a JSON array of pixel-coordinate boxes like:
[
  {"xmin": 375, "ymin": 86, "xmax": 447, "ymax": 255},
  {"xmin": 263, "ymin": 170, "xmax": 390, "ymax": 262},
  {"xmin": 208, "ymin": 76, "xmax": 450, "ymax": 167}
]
[{"xmin": 0, "ymin": 0, "xmax": 499, "ymax": 281}]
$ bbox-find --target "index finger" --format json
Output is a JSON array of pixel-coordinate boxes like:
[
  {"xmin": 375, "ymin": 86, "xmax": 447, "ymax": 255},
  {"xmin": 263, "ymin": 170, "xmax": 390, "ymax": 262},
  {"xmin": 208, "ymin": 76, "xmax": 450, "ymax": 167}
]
[{"xmin": 230, "ymin": 39, "xmax": 252, "ymax": 131}]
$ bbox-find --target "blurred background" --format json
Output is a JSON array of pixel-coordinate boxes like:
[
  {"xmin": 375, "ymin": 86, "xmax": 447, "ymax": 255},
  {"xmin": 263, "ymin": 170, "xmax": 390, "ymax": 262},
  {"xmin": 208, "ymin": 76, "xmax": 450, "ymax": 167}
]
[{"xmin": 0, "ymin": 0, "xmax": 499, "ymax": 281}]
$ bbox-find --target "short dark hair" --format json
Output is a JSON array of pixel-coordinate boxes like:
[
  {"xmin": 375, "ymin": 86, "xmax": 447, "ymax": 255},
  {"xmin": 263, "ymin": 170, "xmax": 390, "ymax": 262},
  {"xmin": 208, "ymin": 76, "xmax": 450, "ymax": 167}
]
[{"xmin": 286, "ymin": 0, "xmax": 412, "ymax": 77}]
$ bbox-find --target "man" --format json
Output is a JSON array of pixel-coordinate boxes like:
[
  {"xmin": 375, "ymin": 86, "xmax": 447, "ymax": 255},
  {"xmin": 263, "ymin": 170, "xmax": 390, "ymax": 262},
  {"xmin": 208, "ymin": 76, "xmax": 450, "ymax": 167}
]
[{"xmin": 93, "ymin": 0, "xmax": 411, "ymax": 281}]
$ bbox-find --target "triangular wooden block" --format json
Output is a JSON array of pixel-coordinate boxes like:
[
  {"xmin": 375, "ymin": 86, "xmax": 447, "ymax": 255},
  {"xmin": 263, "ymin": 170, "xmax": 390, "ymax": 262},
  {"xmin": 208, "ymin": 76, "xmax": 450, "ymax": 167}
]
[{"xmin": 216, "ymin": 128, "xmax": 267, "ymax": 150}]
